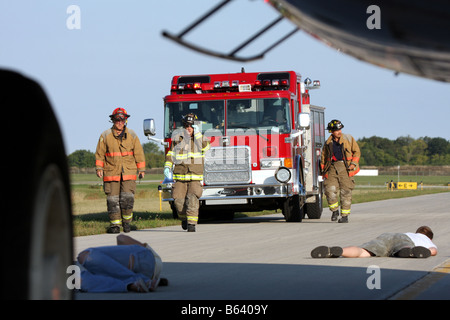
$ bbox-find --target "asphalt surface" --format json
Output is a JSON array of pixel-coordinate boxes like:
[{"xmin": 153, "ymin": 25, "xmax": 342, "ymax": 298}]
[{"xmin": 74, "ymin": 192, "xmax": 450, "ymax": 300}]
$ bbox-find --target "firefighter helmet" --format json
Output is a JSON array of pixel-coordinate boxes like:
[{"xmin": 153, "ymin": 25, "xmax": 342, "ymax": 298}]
[
  {"xmin": 182, "ymin": 113, "xmax": 198, "ymax": 127},
  {"xmin": 110, "ymin": 107, "xmax": 130, "ymax": 121},
  {"xmin": 327, "ymin": 119, "xmax": 344, "ymax": 132}
]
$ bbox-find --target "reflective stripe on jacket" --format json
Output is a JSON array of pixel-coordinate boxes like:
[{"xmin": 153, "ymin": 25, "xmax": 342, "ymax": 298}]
[
  {"xmin": 165, "ymin": 129, "xmax": 210, "ymax": 181},
  {"xmin": 320, "ymin": 133, "xmax": 361, "ymax": 178},
  {"xmin": 95, "ymin": 127, "xmax": 145, "ymax": 182}
]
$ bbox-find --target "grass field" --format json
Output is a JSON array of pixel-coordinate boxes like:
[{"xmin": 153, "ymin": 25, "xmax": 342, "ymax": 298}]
[{"xmin": 71, "ymin": 174, "xmax": 449, "ymax": 236}]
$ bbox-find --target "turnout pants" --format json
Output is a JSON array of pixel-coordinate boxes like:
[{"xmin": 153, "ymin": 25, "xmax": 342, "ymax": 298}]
[
  {"xmin": 104, "ymin": 179, "xmax": 136, "ymax": 226},
  {"xmin": 172, "ymin": 180, "xmax": 203, "ymax": 225},
  {"xmin": 324, "ymin": 161, "xmax": 355, "ymax": 215}
]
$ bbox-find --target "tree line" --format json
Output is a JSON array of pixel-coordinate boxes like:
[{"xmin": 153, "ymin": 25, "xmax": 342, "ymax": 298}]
[
  {"xmin": 67, "ymin": 136, "xmax": 450, "ymax": 169},
  {"xmin": 358, "ymin": 136, "xmax": 449, "ymax": 166}
]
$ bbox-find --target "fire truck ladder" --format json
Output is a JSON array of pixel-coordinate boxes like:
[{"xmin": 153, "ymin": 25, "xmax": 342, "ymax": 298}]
[{"xmin": 161, "ymin": 0, "xmax": 299, "ymax": 62}]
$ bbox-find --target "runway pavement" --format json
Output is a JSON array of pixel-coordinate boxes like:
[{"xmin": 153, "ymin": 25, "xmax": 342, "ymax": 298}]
[{"xmin": 74, "ymin": 192, "xmax": 450, "ymax": 300}]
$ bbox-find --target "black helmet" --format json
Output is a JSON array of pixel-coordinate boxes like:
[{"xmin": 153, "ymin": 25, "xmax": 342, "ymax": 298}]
[
  {"xmin": 182, "ymin": 113, "xmax": 198, "ymax": 126},
  {"xmin": 327, "ymin": 119, "xmax": 344, "ymax": 132}
]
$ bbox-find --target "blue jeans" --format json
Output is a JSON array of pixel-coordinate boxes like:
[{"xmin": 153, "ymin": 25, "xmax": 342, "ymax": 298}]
[{"xmin": 77, "ymin": 245, "xmax": 156, "ymax": 292}]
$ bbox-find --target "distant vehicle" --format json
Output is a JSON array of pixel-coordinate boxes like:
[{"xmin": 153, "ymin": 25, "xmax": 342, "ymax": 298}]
[
  {"xmin": 1, "ymin": 69, "xmax": 73, "ymax": 299},
  {"xmin": 145, "ymin": 70, "xmax": 325, "ymax": 222},
  {"xmin": 163, "ymin": 0, "xmax": 450, "ymax": 82}
]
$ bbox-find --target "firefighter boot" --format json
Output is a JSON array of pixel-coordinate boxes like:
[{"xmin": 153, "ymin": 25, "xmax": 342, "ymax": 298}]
[
  {"xmin": 107, "ymin": 225, "xmax": 120, "ymax": 233},
  {"xmin": 338, "ymin": 215, "xmax": 348, "ymax": 223},
  {"xmin": 331, "ymin": 210, "xmax": 339, "ymax": 221},
  {"xmin": 181, "ymin": 220, "xmax": 188, "ymax": 230},
  {"xmin": 120, "ymin": 191, "xmax": 134, "ymax": 233},
  {"xmin": 187, "ymin": 224, "xmax": 196, "ymax": 232},
  {"xmin": 122, "ymin": 222, "xmax": 131, "ymax": 233}
]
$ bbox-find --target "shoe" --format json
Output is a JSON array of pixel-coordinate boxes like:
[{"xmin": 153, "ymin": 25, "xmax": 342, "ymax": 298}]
[
  {"xmin": 331, "ymin": 210, "xmax": 339, "ymax": 221},
  {"xmin": 311, "ymin": 246, "xmax": 343, "ymax": 258},
  {"xmin": 107, "ymin": 225, "xmax": 120, "ymax": 233},
  {"xmin": 413, "ymin": 246, "xmax": 431, "ymax": 258},
  {"xmin": 395, "ymin": 246, "xmax": 431, "ymax": 258},
  {"xmin": 394, "ymin": 248, "xmax": 412, "ymax": 258},
  {"xmin": 123, "ymin": 222, "xmax": 131, "ymax": 233},
  {"xmin": 159, "ymin": 278, "xmax": 169, "ymax": 286},
  {"xmin": 187, "ymin": 224, "xmax": 196, "ymax": 232},
  {"xmin": 181, "ymin": 220, "xmax": 187, "ymax": 230},
  {"xmin": 338, "ymin": 215, "xmax": 348, "ymax": 223}
]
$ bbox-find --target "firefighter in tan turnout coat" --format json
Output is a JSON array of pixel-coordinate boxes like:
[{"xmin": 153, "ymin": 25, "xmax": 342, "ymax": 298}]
[
  {"xmin": 164, "ymin": 113, "xmax": 210, "ymax": 232},
  {"xmin": 320, "ymin": 120, "xmax": 361, "ymax": 223},
  {"xmin": 95, "ymin": 108, "xmax": 146, "ymax": 233}
]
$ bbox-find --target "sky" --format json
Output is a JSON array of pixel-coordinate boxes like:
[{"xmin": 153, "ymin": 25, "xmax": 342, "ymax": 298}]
[{"xmin": 1, "ymin": 0, "xmax": 449, "ymax": 154}]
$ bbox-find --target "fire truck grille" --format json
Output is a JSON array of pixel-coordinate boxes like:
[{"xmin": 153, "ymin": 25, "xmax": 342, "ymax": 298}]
[{"xmin": 204, "ymin": 146, "xmax": 251, "ymax": 185}]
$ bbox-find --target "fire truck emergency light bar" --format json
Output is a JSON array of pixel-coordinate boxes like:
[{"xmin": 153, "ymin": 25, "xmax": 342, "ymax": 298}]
[
  {"xmin": 161, "ymin": 0, "xmax": 299, "ymax": 62},
  {"xmin": 171, "ymin": 78, "xmax": 292, "ymax": 94}
]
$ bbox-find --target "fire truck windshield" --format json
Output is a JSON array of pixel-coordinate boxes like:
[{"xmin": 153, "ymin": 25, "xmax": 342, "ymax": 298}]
[
  {"xmin": 164, "ymin": 100, "xmax": 225, "ymax": 138},
  {"xmin": 226, "ymin": 98, "xmax": 290, "ymax": 134},
  {"xmin": 164, "ymin": 98, "xmax": 290, "ymax": 138}
]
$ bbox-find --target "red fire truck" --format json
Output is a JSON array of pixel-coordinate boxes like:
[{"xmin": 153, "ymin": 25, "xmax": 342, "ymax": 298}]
[{"xmin": 144, "ymin": 70, "xmax": 325, "ymax": 222}]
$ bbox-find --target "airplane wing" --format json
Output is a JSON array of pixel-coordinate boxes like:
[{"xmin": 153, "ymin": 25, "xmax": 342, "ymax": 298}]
[
  {"xmin": 267, "ymin": 0, "xmax": 450, "ymax": 82},
  {"xmin": 162, "ymin": 0, "xmax": 450, "ymax": 83}
]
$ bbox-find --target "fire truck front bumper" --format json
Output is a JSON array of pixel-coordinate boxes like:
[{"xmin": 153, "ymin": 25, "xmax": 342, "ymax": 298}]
[{"xmin": 160, "ymin": 182, "xmax": 293, "ymax": 204}]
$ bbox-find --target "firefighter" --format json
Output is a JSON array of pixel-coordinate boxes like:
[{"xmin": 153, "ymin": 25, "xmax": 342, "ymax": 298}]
[
  {"xmin": 320, "ymin": 119, "xmax": 361, "ymax": 223},
  {"xmin": 95, "ymin": 108, "xmax": 146, "ymax": 233},
  {"xmin": 164, "ymin": 113, "xmax": 210, "ymax": 232}
]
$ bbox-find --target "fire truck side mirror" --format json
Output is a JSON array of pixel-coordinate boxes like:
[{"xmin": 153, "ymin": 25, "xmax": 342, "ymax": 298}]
[
  {"xmin": 297, "ymin": 113, "xmax": 310, "ymax": 130},
  {"xmin": 143, "ymin": 118, "xmax": 156, "ymax": 136}
]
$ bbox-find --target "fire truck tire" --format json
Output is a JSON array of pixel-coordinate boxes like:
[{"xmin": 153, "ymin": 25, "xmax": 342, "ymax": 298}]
[
  {"xmin": 305, "ymin": 194, "xmax": 323, "ymax": 219},
  {"xmin": 283, "ymin": 195, "xmax": 303, "ymax": 222},
  {"xmin": 1, "ymin": 69, "xmax": 73, "ymax": 299},
  {"xmin": 306, "ymin": 183, "xmax": 323, "ymax": 219}
]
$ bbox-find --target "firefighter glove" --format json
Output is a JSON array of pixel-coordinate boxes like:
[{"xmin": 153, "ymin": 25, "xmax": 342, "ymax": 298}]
[{"xmin": 164, "ymin": 167, "xmax": 172, "ymax": 179}]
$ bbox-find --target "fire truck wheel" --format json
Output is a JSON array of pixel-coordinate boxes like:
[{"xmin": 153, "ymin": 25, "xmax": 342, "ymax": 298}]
[
  {"xmin": 306, "ymin": 183, "xmax": 323, "ymax": 219},
  {"xmin": 1, "ymin": 70, "xmax": 73, "ymax": 299},
  {"xmin": 283, "ymin": 195, "xmax": 303, "ymax": 222},
  {"xmin": 305, "ymin": 195, "xmax": 323, "ymax": 219}
]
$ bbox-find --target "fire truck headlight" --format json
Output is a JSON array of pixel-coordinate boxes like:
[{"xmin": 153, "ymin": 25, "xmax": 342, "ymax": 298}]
[
  {"xmin": 275, "ymin": 167, "xmax": 291, "ymax": 183},
  {"xmin": 261, "ymin": 159, "xmax": 282, "ymax": 168}
]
